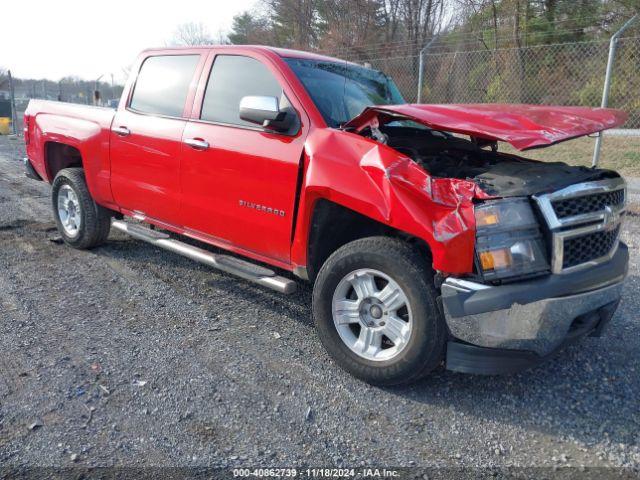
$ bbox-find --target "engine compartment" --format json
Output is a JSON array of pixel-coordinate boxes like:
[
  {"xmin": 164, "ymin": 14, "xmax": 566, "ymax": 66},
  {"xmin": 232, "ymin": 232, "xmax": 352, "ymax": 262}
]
[{"xmin": 368, "ymin": 124, "xmax": 618, "ymax": 197}]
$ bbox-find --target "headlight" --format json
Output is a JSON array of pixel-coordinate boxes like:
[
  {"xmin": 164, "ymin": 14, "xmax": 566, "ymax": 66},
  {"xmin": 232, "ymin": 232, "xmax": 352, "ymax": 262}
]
[{"xmin": 475, "ymin": 198, "xmax": 549, "ymax": 281}]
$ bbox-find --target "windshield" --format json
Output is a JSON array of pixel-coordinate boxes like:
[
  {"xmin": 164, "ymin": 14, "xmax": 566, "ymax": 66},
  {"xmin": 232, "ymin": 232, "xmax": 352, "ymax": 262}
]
[{"xmin": 284, "ymin": 58, "xmax": 405, "ymax": 128}]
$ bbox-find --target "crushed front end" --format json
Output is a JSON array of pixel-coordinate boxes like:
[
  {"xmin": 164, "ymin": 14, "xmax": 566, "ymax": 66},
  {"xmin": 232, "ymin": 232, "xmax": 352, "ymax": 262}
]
[
  {"xmin": 442, "ymin": 177, "xmax": 627, "ymax": 374},
  {"xmin": 344, "ymin": 103, "xmax": 629, "ymax": 375}
]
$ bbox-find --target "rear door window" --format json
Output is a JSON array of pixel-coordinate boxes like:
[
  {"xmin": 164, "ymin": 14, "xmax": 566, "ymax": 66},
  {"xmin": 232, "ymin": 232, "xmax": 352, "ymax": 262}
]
[
  {"xmin": 130, "ymin": 55, "xmax": 200, "ymax": 117},
  {"xmin": 201, "ymin": 55, "xmax": 282, "ymax": 126}
]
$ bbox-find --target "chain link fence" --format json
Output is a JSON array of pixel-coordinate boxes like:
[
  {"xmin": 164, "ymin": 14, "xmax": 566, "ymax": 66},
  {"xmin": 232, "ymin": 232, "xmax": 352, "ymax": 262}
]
[
  {"xmin": 12, "ymin": 79, "xmax": 122, "ymax": 107},
  {"xmin": 366, "ymin": 54, "xmax": 421, "ymax": 103},
  {"xmin": 4, "ymin": 34, "xmax": 639, "ymax": 132},
  {"xmin": 0, "ymin": 78, "xmax": 124, "ymax": 135},
  {"xmin": 340, "ymin": 36, "xmax": 640, "ymax": 129}
]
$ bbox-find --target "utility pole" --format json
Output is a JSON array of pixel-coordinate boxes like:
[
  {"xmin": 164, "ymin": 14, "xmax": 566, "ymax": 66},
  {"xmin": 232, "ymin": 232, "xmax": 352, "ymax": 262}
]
[{"xmin": 8, "ymin": 70, "xmax": 18, "ymax": 136}]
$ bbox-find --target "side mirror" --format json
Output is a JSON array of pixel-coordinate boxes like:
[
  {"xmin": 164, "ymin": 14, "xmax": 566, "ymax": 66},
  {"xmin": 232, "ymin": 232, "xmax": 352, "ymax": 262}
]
[{"xmin": 239, "ymin": 96, "xmax": 292, "ymax": 132}]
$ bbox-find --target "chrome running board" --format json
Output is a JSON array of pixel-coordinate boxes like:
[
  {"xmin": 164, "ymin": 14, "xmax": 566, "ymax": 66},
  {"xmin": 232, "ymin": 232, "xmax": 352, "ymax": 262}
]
[{"xmin": 111, "ymin": 220, "xmax": 297, "ymax": 294}]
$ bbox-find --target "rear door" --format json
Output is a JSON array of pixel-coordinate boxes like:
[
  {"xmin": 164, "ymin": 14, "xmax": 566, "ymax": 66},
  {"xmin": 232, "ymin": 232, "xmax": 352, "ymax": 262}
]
[
  {"xmin": 110, "ymin": 53, "xmax": 205, "ymax": 224},
  {"xmin": 180, "ymin": 52, "xmax": 309, "ymax": 263}
]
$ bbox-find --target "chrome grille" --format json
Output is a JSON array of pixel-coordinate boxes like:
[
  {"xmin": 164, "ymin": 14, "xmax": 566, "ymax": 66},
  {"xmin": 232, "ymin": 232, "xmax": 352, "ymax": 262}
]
[
  {"xmin": 562, "ymin": 226, "xmax": 621, "ymax": 269},
  {"xmin": 533, "ymin": 178, "xmax": 626, "ymax": 274},
  {"xmin": 552, "ymin": 189, "xmax": 625, "ymax": 219}
]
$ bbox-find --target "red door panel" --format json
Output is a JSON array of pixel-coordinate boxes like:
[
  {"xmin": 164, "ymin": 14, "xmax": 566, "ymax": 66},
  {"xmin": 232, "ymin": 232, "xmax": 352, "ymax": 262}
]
[
  {"xmin": 180, "ymin": 123, "xmax": 304, "ymax": 262},
  {"xmin": 110, "ymin": 110, "xmax": 186, "ymax": 224},
  {"xmin": 109, "ymin": 51, "xmax": 206, "ymax": 225}
]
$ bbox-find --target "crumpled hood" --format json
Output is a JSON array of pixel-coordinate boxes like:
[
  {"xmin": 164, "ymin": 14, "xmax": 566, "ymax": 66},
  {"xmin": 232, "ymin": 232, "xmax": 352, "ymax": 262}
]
[{"xmin": 343, "ymin": 103, "xmax": 628, "ymax": 150}]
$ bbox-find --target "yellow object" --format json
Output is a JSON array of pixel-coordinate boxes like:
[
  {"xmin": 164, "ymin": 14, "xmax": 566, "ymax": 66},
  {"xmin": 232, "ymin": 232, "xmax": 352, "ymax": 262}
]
[
  {"xmin": 479, "ymin": 249, "xmax": 512, "ymax": 270},
  {"xmin": 0, "ymin": 117, "xmax": 10, "ymax": 135}
]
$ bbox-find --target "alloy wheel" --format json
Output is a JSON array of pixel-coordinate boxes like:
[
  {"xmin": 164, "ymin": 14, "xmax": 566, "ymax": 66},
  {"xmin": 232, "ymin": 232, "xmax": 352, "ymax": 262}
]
[
  {"xmin": 331, "ymin": 268, "xmax": 413, "ymax": 362},
  {"xmin": 57, "ymin": 184, "xmax": 82, "ymax": 237}
]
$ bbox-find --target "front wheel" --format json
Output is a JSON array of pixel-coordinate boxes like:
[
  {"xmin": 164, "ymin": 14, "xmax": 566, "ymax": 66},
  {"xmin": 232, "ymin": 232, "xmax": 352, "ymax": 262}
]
[
  {"xmin": 51, "ymin": 168, "xmax": 111, "ymax": 249},
  {"xmin": 312, "ymin": 237, "xmax": 446, "ymax": 386}
]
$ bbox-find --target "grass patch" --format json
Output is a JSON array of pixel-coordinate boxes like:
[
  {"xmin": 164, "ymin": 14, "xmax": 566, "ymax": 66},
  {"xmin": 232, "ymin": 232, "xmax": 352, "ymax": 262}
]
[{"xmin": 500, "ymin": 135, "xmax": 640, "ymax": 177}]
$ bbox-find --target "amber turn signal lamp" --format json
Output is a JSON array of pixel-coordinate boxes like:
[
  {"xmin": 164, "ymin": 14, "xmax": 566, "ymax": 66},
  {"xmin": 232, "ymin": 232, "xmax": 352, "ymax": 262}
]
[{"xmin": 479, "ymin": 249, "xmax": 512, "ymax": 271}]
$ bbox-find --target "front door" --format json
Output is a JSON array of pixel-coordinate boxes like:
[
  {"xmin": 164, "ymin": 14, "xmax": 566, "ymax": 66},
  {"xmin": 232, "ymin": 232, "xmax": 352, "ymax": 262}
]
[
  {"xmin": 180, "ymin": 53, "xmax": 308, "ymax": 263},
  {"xmin": 110, "ymin": 53, "xmax": 203, "ymax": 224}
]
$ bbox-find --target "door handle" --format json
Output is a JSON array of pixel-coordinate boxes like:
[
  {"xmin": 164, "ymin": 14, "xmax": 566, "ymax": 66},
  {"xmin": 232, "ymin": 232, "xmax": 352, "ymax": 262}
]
[
  {"xmin": 184, "ymin": 138, "xmax": 209, "ymax": 150},
  {"xmin": 113, "ymin": 126, "xmax": 130, "ymax": 137}
]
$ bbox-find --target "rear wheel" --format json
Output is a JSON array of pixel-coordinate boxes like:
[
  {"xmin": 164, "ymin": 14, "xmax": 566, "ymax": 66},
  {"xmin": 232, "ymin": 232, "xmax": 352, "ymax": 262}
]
[
  {"xmin": 52, "ymin": 168, "xmax": 111, "ymax": 249},
  {"xmin": 312, "ymin": 236, "xmax": 446, "ymax": 385}
]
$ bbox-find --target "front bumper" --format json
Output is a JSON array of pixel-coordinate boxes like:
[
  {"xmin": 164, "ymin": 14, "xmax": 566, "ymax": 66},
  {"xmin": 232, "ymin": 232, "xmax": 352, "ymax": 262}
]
[{"xmin": 441, "ymin": 242, "xmax": 628, "ymax": 374}]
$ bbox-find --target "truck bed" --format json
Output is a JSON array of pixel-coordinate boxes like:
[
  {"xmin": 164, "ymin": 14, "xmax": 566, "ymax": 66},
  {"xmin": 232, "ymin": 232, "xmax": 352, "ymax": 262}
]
[
  {"xmin": 25, "ymin": 100, "xmax": 116, "ymax": 125},
  {"xmin": 24, "ymin": 100, "xmax": 117, "ymax": 207}
]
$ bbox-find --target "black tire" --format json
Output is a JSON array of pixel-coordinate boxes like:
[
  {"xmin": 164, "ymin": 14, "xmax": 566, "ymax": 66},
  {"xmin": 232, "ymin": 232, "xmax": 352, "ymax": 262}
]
[
  {"xmin": 51, "ymin": 168, "xmax": 112, "ymax": 249},
  {"xmin": 312, "ymin": 236, "xmax": 446, "ymax": 386}
]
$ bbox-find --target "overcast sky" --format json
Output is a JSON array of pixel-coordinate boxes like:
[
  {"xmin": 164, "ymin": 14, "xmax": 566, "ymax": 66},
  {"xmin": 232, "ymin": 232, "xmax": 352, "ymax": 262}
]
[{"xmin": 3, "ymin": 0, "xmax": 258, "ymax": 83}]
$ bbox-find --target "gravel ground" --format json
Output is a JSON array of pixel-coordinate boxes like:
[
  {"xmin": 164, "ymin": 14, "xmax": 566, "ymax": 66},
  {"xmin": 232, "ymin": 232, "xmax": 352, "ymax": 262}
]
[{"xmin": 0, "ymin": 135, "xmax": 638, "ymax": 476}]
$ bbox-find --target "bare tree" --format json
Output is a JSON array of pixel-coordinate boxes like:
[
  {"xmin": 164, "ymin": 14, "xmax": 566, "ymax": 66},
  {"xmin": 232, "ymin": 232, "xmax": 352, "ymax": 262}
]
[
  {"xmin": 318, "ymin": 0, "xmax": 385, "ymax": 52},
  {"xmin": 381, "ymin": 0, "xmax": 402, "ymax": 43},
  {"xmin": 168, "ymin": 22, "xmax": 215, "ymax": 46}
]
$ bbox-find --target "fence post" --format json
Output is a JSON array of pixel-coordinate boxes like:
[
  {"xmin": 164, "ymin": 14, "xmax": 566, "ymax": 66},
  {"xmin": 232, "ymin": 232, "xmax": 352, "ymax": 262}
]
[
  {"xmin": 417, "ymin": 36, "xmax": 438, "ymax": 103},
  {"xmin": 8, "ymin": 70, "xmax": 18, "ymax": 136},
  {"xmin": 592, "ymin": 14, "xmax": 638, "ymax": 168}
]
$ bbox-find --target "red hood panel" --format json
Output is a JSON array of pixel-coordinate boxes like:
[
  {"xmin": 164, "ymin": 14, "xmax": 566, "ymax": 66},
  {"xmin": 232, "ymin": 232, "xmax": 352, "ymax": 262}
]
[{"xmin": 344, "ymin": 103, "xmax": 628, "ymax": 150}]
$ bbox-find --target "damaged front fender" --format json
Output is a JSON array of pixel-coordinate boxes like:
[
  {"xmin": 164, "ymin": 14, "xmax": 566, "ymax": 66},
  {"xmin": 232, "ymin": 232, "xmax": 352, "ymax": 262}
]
[{"xmin": 291, "ymin": 128, "xmax": 492, "ymax": 275}]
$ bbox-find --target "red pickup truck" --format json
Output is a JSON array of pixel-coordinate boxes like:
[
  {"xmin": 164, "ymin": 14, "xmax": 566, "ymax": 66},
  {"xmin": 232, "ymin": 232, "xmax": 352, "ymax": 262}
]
[{"xmin": 24, "ymin": 45, "xmax": 628, "ymax": 385}]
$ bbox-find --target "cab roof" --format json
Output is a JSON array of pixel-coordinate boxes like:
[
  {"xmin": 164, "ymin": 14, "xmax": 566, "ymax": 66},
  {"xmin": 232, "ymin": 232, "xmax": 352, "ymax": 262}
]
[{"xmin": 140, "ymin": 44, "xmax": 346, "ymax": 64}]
